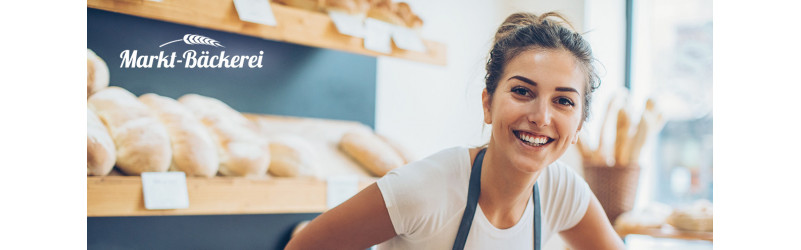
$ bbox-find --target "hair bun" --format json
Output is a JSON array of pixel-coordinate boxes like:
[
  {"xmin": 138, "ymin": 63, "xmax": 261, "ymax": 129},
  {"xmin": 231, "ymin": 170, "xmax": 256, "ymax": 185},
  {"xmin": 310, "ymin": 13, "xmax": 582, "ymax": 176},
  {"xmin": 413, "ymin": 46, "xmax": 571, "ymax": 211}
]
[{"xmin": 494, "ymin": 12, "xmax": 577, "ymax": 42}]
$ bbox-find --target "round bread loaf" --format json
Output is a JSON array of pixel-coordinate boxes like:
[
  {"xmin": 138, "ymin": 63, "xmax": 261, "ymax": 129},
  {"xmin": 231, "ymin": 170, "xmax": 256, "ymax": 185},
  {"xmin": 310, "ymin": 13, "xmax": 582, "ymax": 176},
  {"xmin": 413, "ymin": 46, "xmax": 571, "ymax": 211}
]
[
  {"xmin": 179, "ymin": 94, "xmax": 270, "ymax": 177},
  {"xmin": 87, "ymin": 49, "xmax": 110, "ymax": 98},
  {"xmin": 140, "ymin": 93, "xmax": 220, "ymax": 177},
  {"xmin": 87, "ymin": 108, "xmax": 116, "ymax": 176},
  {"xmin": 88, "ymin": 87, "xmax": 172, "ymax": 175}
]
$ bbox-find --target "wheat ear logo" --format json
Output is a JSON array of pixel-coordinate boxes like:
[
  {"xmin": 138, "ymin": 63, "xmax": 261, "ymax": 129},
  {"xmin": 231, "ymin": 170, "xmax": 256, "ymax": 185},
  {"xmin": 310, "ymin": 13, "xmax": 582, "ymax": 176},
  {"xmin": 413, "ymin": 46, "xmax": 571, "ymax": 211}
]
[{"xmin": 159, "ymin": 34, "xmax": 224, "ymax": 48}]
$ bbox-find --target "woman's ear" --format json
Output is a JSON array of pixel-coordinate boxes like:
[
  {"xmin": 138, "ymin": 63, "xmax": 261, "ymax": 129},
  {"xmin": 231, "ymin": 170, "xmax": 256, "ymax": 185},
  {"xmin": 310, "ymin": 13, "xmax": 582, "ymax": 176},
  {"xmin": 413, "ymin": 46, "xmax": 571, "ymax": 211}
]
[
  {"xmin": 482, "ymin": 89, "xmax": 492, "ymax": 124},
  {"xmin": 572, "ymin": 122, "xmax": 583, "ymax": 144}
]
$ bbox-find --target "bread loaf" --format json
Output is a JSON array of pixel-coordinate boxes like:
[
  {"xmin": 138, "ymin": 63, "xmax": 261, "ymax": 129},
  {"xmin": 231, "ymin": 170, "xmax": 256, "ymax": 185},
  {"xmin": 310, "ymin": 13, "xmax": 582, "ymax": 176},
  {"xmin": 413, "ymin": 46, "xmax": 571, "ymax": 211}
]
[
  {"xmin": 87, "ymin": 108, "xmax": 116, "ymax": 176},
  {"xmin": 87, "ymin": 49, "xmax": 110, "ymax": 98},
  {"xmin": 322, "ymin": 0, "xmax": 370, "ymax": 15},
  {"xmin": 272, "ymin": 0, "xmax": 323, "ymax": 12},
  {"xmin": 376, "ymin": 134, "xmax": 416, "ymax": 164},
  {"xmin": 179, "ymin": 94, "xmax": 270, "ymax": 177},
  {"xmin": 88, "ymin": 87, "xmax": 172, "ymax": 175},
  {"xmin": 339, "ymin": 131, "xmax": 404, "ymax": 177},
  {"xmin": 667, "ymin": 200, "xmax": 713, "ymax": 232},
  {"xmin": 140, "ymin": 94, "xmax": 220, "ymax": 177},
  {"xmin": 366, "ymin": 0, "xmax": 405, "ymax": 26},
  {"xmin": 394, "ymin": 2, "xmax": 422, "ymax": 28},
  {"xmin": 268, "ymin": 135, "xmax": 318, "ymax": 177}
]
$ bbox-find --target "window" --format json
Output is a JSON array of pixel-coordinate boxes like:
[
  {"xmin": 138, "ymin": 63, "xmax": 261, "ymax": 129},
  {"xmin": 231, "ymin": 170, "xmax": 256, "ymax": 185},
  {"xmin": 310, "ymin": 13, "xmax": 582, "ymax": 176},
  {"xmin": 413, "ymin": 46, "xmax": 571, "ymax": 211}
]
[{"xmin": 629, "ymin": 0, "xmax": 713, "ymax": 207}]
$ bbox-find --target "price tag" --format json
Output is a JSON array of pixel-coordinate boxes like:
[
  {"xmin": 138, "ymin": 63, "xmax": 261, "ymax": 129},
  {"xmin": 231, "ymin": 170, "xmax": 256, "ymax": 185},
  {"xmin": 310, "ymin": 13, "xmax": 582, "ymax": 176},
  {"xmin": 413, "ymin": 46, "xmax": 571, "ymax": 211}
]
[
  {"xmin": 326, "ymin": 175, "xmax": 359, "ymax": 209},
  {"xmin": 233, "ymin": 0, "xmax": 278, "ymax": 26},
  {"xmin": 364, "ymin": 18, "xmax": 393, "ymax": 54},
  {"xmin": 141, "ymin": 172, "xmax": 190, "ymax": 210},
  {"xmin": 391, "ymin": 27, "xmax": 426, "ymax": 52},
  {"xmin": 328, "ymin": 10, "xmax": 366, "ymax": 38}
]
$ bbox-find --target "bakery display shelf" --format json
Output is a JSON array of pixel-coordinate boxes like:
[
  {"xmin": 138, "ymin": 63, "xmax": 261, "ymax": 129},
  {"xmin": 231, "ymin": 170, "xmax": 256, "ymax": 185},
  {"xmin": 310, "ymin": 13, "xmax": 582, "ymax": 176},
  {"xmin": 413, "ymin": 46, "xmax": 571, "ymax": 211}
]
[
  {"xmin": 87, "ymin": 0, "xmax": 446, "ymax": 65},
  {"xmin": 616, "ymin": 224, "xmax": 713, "ymax": 242},
  {"xmin": 88, "ymin": 175, "xmax": 376, "ymax": 217}
]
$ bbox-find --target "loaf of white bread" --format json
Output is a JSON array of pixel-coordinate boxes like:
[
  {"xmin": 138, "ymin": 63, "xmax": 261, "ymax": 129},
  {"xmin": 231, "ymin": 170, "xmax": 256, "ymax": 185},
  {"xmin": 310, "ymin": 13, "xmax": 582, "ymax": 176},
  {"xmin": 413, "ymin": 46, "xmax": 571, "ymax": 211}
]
[
  {"xmin": 178, "ymin": 94, "xmax": 270, "ymax": 177},
  {"xmin": 88, "ymin": 87, "xmax": 172, "ymax": 175},
  {"xmin": 367, "ymin": 0, "xmax": 422, "ymax": 28},
  {"xmin": 87, "ymin": 108, "xmax": 116, "ymax": 176},
  {"xmin": 139, "ymin": 93, "xmax": 220, "ymax": 177},
  {"xmin": 268, "ymin": 135, "xmax": 319, "ymax": 177},
  {"xmin": 272, "ymin": 0, "xmax": 421, "ymax": 28},
  {"xmin": 273, "ymin": 0, "xmax": 370, "ymax": 15},
  {"xmin": 87, "ymin": 49, "xmax": 110, "ymax": 98},
  {"xmin": 339, "ymin": 131, "xmax": 405, "ymax": 177},
  {"xmin": 376, "ymin": 133, "xmax": 416, "ymax": 164}
]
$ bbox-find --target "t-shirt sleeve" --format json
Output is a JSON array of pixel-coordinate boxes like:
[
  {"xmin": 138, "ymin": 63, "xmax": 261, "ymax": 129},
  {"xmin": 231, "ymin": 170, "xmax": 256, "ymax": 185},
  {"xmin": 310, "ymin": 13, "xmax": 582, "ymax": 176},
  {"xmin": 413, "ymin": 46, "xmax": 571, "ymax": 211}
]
[
  {"xmin": 376, "ymin": 147, "xmax": 466, "ymax": 239},
  {"xmin": 540, "ymin": 162, "xmax": 592, "ymax": 233}
]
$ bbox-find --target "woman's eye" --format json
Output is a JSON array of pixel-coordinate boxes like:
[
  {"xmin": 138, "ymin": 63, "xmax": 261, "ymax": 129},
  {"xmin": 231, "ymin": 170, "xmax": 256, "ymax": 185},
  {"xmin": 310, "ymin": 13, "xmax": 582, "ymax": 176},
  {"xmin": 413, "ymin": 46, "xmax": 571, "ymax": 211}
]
[
  {"xmin": 511, "ymin": 87, "xmax": 530, "ymax": 96},
  {"xmin": 556, "ymin": 97, "xmax": 575, "ymax": 107}
]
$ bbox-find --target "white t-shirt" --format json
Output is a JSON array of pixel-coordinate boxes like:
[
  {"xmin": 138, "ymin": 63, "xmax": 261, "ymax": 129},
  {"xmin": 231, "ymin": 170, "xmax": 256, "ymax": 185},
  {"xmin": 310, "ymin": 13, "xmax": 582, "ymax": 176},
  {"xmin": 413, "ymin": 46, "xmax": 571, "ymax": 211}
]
[{"xmin": 375, "ymin": 147, "xmax": 592, "ymax": 249}]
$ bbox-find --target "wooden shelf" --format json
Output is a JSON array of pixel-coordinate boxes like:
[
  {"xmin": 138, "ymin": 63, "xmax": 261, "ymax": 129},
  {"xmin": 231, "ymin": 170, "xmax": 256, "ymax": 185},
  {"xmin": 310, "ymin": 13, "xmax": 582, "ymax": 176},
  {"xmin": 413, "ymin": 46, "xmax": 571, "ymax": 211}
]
[
  {"xmin": 617, "ymin": 224, "xmax": 713, "ymax": 242},
  {"xmin": 88, "ymin": 114, "xmax": 384, "ymax": 217},
  {"xmin": 87, "ymin": 0, "xmax": 446, "ymax": 65},
  {"xmin": 88, "ymin": 176, "xmax": 376, "ymax": 217}
]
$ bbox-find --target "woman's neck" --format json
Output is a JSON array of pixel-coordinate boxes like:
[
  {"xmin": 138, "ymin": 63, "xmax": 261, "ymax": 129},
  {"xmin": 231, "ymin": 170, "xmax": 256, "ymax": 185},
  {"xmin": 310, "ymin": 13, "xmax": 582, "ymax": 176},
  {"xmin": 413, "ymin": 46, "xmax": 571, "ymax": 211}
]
[{"xmin": 475, "ymin": 146, "xmax": 543, "ymax": 229}]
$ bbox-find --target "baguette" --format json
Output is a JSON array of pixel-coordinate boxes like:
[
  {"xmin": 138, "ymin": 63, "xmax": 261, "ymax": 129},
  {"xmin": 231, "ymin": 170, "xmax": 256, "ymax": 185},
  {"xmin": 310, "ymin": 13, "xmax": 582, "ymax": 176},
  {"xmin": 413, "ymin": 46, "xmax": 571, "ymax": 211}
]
[
  {"xmin": 627, "ymin": 111, "xmax": 651, "ymax": 165},
  {"xmin": 88, "ymin": 87, "xmax": 172, "ymax": 175},
  {"xmin": 87, "ymin": 49, "xmax": 110, "ymax": 98},
  {"xmin": 87, "ymin": 108, "xmax": 116, "ymax": 176},
  {"xmin": 179, "ymin": 94, "xmax": 270, "ymax": 177},
  {"xmin": 614, "ymin": 108, "xmax": 632, "ymax": 166},
  {"xmin": 339, "ymin": 131, "xmax": 404, "ymax": 177},
  {"xmin": 596, "ymin": 97, "xmax": 620, "ymax": 166},
  {"xmin": 140, "ymin": 94, "xmax": 220, "ymax": 177},
  {"xmin": 376, "ymin": 133, "xmax": 416, "ymax": 164}
]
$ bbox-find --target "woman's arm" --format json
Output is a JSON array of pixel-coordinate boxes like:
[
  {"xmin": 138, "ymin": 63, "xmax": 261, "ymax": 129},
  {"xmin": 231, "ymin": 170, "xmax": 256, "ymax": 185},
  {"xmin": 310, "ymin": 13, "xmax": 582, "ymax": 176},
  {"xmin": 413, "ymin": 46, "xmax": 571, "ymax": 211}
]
[
  {"xmin": 285, "ymin": 183, "xmax": 397, "ymax": 250},
  {"xmin": 559, "ymin": 194, "xmax": 626, "ymax": 250}
]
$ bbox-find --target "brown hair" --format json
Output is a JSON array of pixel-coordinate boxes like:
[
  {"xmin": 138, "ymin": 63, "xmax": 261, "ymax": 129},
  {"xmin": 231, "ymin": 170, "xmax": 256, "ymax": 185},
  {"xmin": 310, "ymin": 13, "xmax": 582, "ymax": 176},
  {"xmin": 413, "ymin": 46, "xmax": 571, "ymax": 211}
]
[{"xmin": 485, "ymin": 12, "xmax": 600, "ymax": 122}]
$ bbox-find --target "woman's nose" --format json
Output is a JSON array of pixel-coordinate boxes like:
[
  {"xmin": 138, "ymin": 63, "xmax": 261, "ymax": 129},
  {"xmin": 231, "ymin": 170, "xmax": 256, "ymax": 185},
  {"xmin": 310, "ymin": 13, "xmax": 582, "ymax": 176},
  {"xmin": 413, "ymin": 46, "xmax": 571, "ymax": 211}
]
[{"xmin": 528, "ymin": 100, "xmax": 551, "ymax": 127}]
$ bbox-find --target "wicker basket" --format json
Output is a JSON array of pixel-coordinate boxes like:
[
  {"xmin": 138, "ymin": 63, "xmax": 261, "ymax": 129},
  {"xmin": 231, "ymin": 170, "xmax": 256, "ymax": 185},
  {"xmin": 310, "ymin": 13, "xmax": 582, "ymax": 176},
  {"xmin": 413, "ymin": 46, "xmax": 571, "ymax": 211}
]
[{"xmin": 582, "ymin": 165, "xmax": 641, "ymax": 224}]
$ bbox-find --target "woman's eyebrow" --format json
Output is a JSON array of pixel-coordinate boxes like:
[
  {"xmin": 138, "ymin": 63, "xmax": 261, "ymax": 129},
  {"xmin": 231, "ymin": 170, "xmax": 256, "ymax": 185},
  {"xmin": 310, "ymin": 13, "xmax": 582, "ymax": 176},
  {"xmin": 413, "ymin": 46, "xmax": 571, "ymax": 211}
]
[
  {"xmin": 509, "ymin": 75, "xmax": 537, "ymax": 86},
  {"xmin": 510, "ymin": 75, "xmax": 580, "ymax": 95},
  {"xmin": 556, "ymin": 87, "xmax": 579, "ymax": 95}
]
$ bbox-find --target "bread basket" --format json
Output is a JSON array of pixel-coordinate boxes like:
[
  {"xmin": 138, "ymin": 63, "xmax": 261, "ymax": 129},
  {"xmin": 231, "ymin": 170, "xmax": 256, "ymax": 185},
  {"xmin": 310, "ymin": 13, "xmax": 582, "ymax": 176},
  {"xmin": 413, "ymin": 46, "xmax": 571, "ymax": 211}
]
[{"xmin": 582, "ymin": 165, "xmax": 641, "ymax": 224}]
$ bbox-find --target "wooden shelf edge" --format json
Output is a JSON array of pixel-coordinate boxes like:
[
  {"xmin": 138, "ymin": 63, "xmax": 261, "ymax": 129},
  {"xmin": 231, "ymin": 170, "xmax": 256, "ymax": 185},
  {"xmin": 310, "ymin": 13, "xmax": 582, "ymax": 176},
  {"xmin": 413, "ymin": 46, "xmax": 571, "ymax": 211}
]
[
  {"xmin": 88, "ymin": 176, "xmax": 376, "ymax": 217},
  {"xmin": 87, "ymin": 0, "xmax": 446, "ymax": 66},
  {"xmin": 616, "ymin": 225, "xmax": 713, "ymax": 242}
]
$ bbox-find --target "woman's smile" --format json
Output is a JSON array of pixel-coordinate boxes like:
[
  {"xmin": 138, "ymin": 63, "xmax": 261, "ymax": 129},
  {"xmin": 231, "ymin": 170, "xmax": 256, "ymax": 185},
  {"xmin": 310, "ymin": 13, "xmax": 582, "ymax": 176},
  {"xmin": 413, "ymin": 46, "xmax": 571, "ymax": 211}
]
[{"xmin": 513, "ymin": 130, "xmax": 554, "ymax": 148}]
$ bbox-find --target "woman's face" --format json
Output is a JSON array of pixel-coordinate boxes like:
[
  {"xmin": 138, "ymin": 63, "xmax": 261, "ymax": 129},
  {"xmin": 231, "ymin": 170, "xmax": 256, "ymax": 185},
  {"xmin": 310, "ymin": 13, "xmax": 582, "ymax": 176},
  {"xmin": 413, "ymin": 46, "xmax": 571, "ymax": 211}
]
[{"xmin": 483, "ymin": 48, "xmax": 585, "ymax": 173}]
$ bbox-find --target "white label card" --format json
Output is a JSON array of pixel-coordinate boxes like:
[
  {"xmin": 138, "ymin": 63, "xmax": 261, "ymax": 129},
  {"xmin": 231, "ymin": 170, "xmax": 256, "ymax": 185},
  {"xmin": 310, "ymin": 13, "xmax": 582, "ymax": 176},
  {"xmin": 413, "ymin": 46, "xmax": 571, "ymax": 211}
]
[
  {"xmin": 392, "ymin": 27, "xmax": 426, "ymax": 52},
  {"xmin": 328, "ymin": 10, "xmax": 366, "ymax": 38},
  {"xmin": 233, "ymin": 0, "xmax": 278, "ymax": 26},
  {"xmin": 364, "ymin": 18, "xmax": 393, "ymax": 54},
  {"xmin": 141, "ymin": 172, "xmax": 190, "ymax": 210},
  {"xmin": 326, "ymin": 175, "xmax": 359, "ymax": 209}
]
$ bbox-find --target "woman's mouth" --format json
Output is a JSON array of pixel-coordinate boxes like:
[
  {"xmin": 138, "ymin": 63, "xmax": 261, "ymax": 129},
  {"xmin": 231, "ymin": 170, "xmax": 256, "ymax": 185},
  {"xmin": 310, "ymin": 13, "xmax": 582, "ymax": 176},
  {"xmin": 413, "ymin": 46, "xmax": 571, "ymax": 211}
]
[{"xmin": 513, "ymin": 130, "xmax": 554, "ymax": 147}]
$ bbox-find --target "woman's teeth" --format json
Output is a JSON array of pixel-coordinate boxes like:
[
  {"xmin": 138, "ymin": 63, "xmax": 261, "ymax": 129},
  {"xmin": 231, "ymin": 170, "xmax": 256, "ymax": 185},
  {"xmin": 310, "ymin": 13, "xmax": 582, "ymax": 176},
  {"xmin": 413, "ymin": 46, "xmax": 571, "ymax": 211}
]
[{"xmin": 516, "ymin": 132, "xmax": 550, "ymax": 146}]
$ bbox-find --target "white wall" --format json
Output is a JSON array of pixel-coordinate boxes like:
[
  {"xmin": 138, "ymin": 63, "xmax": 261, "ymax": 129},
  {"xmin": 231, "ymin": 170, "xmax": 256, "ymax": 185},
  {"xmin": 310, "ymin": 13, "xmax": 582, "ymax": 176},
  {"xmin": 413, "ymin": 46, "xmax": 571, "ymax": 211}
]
[{"xmin": 375, "ymin": 0, "xmax": 505, "ymax": 159}]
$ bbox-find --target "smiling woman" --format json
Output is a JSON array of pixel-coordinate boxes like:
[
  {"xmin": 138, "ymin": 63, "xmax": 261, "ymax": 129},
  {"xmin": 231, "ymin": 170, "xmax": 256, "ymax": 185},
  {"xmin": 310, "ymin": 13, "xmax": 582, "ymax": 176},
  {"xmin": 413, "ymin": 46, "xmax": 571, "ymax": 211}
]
[{"xmin": 286, "ymin": 12, "xmax": 625, "ymax": 250}]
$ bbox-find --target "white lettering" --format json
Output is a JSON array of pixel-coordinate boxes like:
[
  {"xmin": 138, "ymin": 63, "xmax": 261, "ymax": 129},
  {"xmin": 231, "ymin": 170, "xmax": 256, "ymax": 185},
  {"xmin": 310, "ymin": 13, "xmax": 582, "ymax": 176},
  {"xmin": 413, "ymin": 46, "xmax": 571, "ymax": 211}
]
[{"xmin": 119, "ymin": 50, "xmax": 137, "ymax": 68}]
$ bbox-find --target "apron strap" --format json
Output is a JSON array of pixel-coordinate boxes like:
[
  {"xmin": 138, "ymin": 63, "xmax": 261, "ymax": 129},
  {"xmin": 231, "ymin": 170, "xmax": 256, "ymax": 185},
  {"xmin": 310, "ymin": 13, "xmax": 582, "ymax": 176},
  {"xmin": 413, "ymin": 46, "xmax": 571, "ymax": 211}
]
[
  {"xmin": 451, "ymin": 148, "xmax": 541, "ymax": 250},
  {"xmin": 451, "ymin": 148, "xmax": 485, "ymax": 250},
  {"xmin": 533, "ymin": 182, "xmax": 541, "ymax": 250}
]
